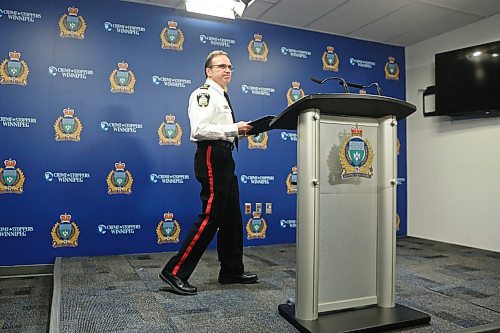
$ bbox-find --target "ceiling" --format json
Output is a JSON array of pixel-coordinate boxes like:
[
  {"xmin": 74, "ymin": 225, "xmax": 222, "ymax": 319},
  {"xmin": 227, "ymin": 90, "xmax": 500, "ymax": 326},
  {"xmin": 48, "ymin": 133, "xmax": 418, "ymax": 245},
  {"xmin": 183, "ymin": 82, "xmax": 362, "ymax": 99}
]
[{"xmin": 122, "ymin": 0, "xmax": 500, "ymax": 46}]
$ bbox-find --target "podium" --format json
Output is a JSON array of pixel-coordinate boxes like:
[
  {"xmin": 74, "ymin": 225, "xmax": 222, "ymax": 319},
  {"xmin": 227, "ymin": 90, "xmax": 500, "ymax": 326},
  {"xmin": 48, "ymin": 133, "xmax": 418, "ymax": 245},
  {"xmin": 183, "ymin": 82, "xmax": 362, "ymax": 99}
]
[{"xmin": 271, "ymin": 94, "xmax": 430, "ymax": 332}]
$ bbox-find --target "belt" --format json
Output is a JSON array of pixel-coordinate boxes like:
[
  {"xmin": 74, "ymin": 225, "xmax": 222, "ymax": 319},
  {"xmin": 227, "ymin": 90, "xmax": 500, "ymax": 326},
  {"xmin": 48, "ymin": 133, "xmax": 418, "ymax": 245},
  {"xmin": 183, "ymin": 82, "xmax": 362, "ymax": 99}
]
[{"xmin": 197, "ymin": 140, "xmax": 234, "ymax": 150}]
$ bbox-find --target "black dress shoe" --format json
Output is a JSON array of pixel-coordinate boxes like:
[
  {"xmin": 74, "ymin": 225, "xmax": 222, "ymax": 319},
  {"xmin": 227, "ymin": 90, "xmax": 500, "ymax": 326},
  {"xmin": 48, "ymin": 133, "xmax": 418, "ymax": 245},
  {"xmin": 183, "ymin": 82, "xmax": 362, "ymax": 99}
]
[
  {"xmin": 218, "ymin": 272, "xmax": 258, "ymax": 284},
  {"xmin": 159, "ymin": 270, "xmax": 197, "ymax": 295}
]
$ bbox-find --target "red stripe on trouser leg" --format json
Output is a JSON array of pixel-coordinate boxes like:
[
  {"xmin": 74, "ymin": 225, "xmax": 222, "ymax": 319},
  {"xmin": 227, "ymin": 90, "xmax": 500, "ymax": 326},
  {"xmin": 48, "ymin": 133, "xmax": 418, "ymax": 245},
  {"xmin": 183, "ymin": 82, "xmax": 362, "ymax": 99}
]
[{"xmin": 172, "ymin": 145, "xmax": 214, "ymax": 276}]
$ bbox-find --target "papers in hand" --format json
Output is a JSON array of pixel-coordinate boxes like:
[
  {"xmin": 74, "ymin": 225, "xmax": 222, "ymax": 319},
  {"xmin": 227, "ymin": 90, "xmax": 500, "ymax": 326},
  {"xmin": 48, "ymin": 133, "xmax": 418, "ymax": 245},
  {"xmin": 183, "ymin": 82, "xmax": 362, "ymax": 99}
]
[{"xmin": 247, "ymin": 115, "xmax": 275, "ymax": 135}]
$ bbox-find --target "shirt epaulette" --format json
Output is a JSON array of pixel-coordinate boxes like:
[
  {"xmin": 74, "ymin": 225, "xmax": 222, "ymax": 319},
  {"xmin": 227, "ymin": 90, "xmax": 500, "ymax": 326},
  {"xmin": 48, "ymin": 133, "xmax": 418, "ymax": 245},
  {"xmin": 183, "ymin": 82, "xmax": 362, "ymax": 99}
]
[{"xmin": 200, "ymin": 84, "xmax": 210, "ymax": 89}]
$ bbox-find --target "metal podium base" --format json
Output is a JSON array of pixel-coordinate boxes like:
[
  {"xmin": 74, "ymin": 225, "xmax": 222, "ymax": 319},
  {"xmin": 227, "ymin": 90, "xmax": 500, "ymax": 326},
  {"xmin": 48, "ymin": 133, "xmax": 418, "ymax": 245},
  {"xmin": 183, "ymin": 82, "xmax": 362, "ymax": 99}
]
[{"xmin": 278, "ymin": 303, "xmax": 431, "ymax": 333}]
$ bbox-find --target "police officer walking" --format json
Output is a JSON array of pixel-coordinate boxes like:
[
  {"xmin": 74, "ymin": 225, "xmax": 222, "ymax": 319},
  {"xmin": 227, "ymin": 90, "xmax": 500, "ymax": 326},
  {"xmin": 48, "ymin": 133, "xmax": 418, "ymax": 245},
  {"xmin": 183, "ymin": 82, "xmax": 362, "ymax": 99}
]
[{"xmin": 159, "ymin": 50, "xmax": 257, "ymax": 295}]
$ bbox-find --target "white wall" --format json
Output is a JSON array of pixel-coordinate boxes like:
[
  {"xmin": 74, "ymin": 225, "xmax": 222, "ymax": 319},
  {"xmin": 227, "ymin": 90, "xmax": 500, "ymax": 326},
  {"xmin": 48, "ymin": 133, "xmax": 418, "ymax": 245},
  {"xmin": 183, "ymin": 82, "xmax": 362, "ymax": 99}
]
[{"xmin": 405, "ymin": 14, "xmax": 500, "ymax": 252}]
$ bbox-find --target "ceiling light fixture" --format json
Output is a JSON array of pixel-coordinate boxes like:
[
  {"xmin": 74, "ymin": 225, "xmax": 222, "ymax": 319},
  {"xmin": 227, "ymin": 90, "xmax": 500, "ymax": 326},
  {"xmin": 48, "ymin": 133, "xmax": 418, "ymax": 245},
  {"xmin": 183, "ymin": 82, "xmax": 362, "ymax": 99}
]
[{"xmin": 185, "ymin": 0, "xmax": 255, "ymax": 20}]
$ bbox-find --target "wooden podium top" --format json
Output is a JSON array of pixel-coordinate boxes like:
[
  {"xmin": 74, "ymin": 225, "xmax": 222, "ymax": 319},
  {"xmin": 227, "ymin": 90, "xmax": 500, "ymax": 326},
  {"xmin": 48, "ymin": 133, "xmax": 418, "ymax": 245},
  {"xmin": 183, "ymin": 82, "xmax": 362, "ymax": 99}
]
[{"xmin": 270, "ymin": 93, "xmax": 416, "ymax": 130}]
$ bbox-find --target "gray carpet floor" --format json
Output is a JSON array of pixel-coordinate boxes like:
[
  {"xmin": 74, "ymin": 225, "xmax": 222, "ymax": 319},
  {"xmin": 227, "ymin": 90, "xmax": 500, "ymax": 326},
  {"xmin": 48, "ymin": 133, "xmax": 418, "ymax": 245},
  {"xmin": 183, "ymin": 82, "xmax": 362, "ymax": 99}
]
[
  {"xmin": 1, "ymin": 237, "xmax": 499, "ymax": 332},
  {"xmin": 0, "ymin": 276, "xmax": 52, "ymax": 332}
]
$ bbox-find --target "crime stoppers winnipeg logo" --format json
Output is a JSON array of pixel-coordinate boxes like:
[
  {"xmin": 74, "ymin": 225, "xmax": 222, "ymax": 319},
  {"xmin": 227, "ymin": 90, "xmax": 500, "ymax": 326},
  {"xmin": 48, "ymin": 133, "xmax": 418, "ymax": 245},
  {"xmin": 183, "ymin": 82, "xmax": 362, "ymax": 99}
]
[
  {"xmin": 59, "ymin": 7, "xmax": 86, "ymax": 39},
  {"xmin": 157, "ymin": 212, "xmax": 181, "ymax": 244},
  {"xmin": 106, "ymin": 161, "xmax": 133, "ymax": 195},
  {"xmin": 54, "ymin": 107, "xmax": 82, "ymax": 141},
  {"xmin": 51, "ymin": 213, "xmax": 79, "ymax": 248},
  {"xmin": 110, "ymin": 61, "xmax": 136, "ymax": 94},
  {"xmin": 0, "ymin": 51, "xmax": 29, "ymax": 86},
  {"xmin": 0, "ymin": 159, "xmax": 25, "ymax": 194},
  {"xmin": 158, "ymin": 114, "xmax": 182, "ymax": 145},
  {"xmin": 161, "ymin": 20, "xmax": 184, "ymax": 51}
]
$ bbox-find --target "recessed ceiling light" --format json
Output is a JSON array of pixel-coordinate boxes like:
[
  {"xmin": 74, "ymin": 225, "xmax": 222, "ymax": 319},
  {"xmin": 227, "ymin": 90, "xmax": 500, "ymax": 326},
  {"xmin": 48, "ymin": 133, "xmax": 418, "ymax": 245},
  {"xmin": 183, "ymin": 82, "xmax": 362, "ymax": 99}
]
[{"xmin": 472, "ymin": 51, "xmax": 482, "ymax": 57}]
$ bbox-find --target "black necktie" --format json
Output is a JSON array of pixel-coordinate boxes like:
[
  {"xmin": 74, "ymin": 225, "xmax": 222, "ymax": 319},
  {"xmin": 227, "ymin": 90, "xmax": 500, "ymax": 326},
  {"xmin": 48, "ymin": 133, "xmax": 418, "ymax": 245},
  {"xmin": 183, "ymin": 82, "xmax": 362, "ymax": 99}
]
[{"xmin": 224, "ymin": 91, "xmax": 238, "ymax": 151}]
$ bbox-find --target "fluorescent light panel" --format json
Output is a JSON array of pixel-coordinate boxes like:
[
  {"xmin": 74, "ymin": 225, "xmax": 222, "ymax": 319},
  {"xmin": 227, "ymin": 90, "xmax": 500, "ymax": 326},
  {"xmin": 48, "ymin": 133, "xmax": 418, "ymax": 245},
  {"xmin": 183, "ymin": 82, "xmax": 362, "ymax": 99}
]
[
  {"xmin": 186, "ymin": 0, "xmax": 236, "ymax": 19},
  {"xmin": 185, "ymin": 0, "xmax": 255, "ymax": 19}
]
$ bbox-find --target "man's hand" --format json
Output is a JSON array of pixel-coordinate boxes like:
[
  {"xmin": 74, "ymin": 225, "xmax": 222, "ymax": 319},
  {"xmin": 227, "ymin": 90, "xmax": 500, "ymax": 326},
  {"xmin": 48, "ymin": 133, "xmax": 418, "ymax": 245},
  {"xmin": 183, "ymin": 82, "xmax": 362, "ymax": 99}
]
[{"xmin": 237, "ymin": 121, "xmax": 253, "ymax": 136}]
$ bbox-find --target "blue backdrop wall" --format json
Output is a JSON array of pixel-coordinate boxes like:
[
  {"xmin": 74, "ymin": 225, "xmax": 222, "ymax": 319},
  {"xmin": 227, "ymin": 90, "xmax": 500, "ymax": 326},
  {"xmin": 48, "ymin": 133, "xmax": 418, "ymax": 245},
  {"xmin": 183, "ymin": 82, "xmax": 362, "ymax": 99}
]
[{"xmin": 0, "ymin": 0, "xmax": 407, "ymax": 266}]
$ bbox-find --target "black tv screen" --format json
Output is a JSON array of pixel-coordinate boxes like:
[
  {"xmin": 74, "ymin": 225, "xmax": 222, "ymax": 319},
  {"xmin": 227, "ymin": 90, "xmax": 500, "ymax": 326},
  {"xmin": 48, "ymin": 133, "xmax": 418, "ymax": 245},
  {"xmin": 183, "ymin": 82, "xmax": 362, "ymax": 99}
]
[{"xmin": 435, "ymin": 40, "xmax": 500, "ymax": 117}]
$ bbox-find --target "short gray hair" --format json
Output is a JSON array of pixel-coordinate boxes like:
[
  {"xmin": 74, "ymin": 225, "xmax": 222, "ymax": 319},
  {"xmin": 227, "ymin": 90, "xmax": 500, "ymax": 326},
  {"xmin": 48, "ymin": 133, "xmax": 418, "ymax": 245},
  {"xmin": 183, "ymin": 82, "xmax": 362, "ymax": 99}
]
[{"xmin": 204, "ymin": 50, "xmax": 228, "ymax": 77}]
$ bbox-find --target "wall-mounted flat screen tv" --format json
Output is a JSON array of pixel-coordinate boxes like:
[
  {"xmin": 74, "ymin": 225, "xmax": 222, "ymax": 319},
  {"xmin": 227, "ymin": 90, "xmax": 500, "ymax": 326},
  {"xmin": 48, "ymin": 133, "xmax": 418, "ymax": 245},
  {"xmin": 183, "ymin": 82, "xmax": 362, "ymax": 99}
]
[{"xmin": 434, "ymin": 40, "xmax": 500, "ymax": 117}]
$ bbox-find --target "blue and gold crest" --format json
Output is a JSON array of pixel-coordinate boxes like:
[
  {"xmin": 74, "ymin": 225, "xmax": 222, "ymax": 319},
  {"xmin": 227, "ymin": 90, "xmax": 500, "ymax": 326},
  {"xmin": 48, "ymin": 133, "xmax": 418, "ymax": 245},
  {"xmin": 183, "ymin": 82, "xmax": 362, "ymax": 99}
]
[
  {"xmin": 339, "ymin": 126, "xmax": 374, "ymax": 179},
  {"xmin": 110, "ymin": 61, "xmax": 136, "ymax": 94},
  {"xmin": 59, "ymin": 7, "xmax": 86, "ymax": 39},
  {"xmin": 51, "ymin": 213, "xmax": 80, "ymax": 248},
  {"xmin": 246, "ymin": 212, "xmax": 267, "ymax": 240},
  {"xmin": 0, "ymin": 159, "xmax": 25, "ymax": 195},
  {"xmin": 286, "ymin": 166, "xmax": 297, "ymax": 194},
  {"xmin": 322, "ymin": 46, "xmax": 339, "ymax": 72},
  {"xmin": 286, "ymin": 81, "xmax": 305, "ymax": 106},
  {"xmin": 248, "ymin": 33, "xmax": 268, "ymax": 62},
  {"xmin": 247, "ymin": 132, "xmax": 268, "ymax": 149},
  {"xmin": 106, "ymin": 161, "xmax": 133, "ymax": 195},
  {"xmin": 54, "ymin": 108, "xmax": 82, "ymax": 142},
  {"xmin": 156, "ymin": 212, "xmax": 181, "ymax": 244},
  {"xmin": 161, "ymin": 20, "xmax": 184, "ymax": 51},
  {"xmin": 384, "ymin": 56, "xmax": 399, "ymax": 80},
  {"xmin": 0, "ymin": 51, "xmax": 29, "ymax": 86},
  {"xmin": 158, "ymin": 114, "xmax": 182, "ymax": 146}
]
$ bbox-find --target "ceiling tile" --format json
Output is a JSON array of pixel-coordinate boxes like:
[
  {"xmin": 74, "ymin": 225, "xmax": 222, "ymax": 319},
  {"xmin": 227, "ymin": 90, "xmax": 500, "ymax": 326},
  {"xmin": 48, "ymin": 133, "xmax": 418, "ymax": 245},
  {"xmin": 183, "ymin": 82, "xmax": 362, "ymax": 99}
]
[
  {"xmin": 257, "ymin": 0, "xmax": 347, "ymax": 27},
  {"xmin": 241, "ymin": 1, "xmax": 276, "ymax": 20},
  {"xmin": 386, "ymin": 11, "xmax": 481, "ymax": 46},
  {"xmin": 349, "ymin": 2, "xmax": 458, "ymax": 43},
  {"xmin": 462, "ymin": 0, "xmax": 500, "ymax": 16},
  {"xmin": 307, "ymin": 0, "xmax": 413, "ymax": 35}
]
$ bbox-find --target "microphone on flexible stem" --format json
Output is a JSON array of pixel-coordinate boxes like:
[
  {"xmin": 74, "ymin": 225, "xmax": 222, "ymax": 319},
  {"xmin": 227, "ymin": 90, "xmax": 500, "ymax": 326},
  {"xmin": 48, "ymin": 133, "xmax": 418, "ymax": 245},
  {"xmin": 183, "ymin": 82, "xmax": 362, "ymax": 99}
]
[
  {"xmin": 366, "ymin": 82, "xmax": 382, "ymax": 96},
  {"xmin": 311, "ymin": 76, "xmax": 349, "ymax": 93},
  {"xmin": 341, "ymin": 81, "xmax": 364, "ymax": 89},
  {"xmin": 339, "ymin": 81, "xmax": 383, "ymax": 96}
]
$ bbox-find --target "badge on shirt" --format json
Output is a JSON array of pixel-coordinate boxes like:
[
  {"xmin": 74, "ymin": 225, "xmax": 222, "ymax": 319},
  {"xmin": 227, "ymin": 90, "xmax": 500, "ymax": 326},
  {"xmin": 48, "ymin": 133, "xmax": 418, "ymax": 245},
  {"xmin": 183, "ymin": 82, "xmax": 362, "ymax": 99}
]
[{"xmin": 197, "ymin": 93, "xmax": 210, "ymax": 107}]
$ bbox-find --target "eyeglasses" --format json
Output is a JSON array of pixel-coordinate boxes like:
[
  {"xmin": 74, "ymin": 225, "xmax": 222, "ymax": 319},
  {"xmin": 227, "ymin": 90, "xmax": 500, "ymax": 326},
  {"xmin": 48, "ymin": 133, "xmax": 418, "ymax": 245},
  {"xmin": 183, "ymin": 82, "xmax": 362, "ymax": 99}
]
[{"xmin": 209, "ymin": 64, "xmax": 235, "ymax": 72}]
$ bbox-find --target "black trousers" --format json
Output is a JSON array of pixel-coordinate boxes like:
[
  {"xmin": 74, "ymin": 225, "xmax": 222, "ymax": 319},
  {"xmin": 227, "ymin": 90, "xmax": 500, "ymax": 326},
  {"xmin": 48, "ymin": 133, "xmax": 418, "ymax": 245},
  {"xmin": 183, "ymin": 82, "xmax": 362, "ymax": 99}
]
[{"xmin": 164, "ymin": 141, "xmax": 244, "ymax": 281}]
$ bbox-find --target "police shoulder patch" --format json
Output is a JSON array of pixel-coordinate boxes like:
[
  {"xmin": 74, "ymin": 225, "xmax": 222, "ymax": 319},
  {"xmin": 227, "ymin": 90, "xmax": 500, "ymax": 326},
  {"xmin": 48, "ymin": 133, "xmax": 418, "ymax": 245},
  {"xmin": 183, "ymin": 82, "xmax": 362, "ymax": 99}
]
[{"xmin": 197, "ymin": 92, "xmax": 210, "ymax": 107}]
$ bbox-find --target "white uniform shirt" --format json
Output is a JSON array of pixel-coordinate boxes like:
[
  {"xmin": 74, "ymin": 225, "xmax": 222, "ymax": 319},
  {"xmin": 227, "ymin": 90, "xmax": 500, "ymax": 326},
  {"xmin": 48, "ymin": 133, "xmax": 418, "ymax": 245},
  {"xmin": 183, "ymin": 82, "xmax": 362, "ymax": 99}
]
[{"xmin": 188, "ymin": 78, "xmax": 238, "ymax": 143}]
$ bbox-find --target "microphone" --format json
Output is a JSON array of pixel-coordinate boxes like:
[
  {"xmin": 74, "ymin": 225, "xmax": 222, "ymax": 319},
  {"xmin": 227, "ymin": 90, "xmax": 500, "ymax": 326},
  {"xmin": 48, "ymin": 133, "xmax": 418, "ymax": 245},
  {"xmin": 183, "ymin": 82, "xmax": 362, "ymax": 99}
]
[
  {"xmin": 338, "ymin": 81, "xmax": 382, "ymax": 96},
  {"xmin": 311, "ymin": 76, "xmax": 348, "ymax": 93},
  {"xmin": 341, "ymin": 81, "xmax": 364, "ymax": 89},
  {"xmin": 366, "ymin": 82, "xmax": 382, "ymax": 96}
]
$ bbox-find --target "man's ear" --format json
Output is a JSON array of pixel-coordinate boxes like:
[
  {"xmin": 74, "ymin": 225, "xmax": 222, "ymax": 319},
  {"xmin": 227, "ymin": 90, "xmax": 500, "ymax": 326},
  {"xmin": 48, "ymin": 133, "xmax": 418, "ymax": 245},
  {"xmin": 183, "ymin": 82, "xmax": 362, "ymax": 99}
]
[{"xmin": 205, "ymin": 67, "xmax": 211, "ymax": 78}]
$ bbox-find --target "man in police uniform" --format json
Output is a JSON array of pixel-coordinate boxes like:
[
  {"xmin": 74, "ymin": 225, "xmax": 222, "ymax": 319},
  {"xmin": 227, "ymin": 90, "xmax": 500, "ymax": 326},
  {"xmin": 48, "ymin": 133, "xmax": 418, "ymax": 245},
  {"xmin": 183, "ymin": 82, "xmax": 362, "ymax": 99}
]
[{"xmin": 159, "ymin": 50, "xmax": 257, "ymax": 295}]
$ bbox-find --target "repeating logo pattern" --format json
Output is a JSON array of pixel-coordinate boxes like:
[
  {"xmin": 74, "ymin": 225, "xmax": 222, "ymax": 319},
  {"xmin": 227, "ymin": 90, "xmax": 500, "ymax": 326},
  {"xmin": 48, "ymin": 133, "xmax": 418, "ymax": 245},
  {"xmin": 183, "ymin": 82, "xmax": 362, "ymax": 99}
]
[
  {"xmin": 158, "ymin": 114, "xmax": 182, "ymax": 145},
  {"xmin": 51, "ymin": 213, "xmax": 80, "ymax": 248},
  {"xmin": 286, "ymin": 81, "xmax": 305, "ymax": 106},
  {"xmin": 0, "ymin": 159, "xmax": 25, "ymax": 194},
  {"xmin": 110, "ymin": 62, "xmax": 136, "ymax": 94},
  {"xmin": 247, "ymin": 132, "xmax": 268, "ymax": 149},
  {"xmin": 157, "ymin": 212, "xmax": 181, "ymax": 244},
  {"xmin": 59, "ymin": 7, "xmax": 86, "ymax": 39},
  {"xmin": 248, "ymin": 33, "xmax": 268, "ymax": 61},
  {"xmin": 106, "ymin": 162, "xmax": 133, "ymax": 195},
  {"xmin": 322, "ymin": 46, "xmax": 339, "ymax": 71},
  {"xmin": 54, "ymin": 108, "xmax": 82, "ymax": 141},
  {"xmin": 286, "ymin": 166, "xmax": 297, "ymax": 194},
  {"xmin": 161, "ymin": 20, "xmax": 184, "ymax": 51},
  {"xmin": 339, "ymin": 126, "xmax": 374, "ymax": 179},
  {"xmin": 385, "ymin": 56, "xmax": 400, "ymax": 80},
  {"xmin": 0, "ymin": 51, "xmax": 29, "ymax": 85}
]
